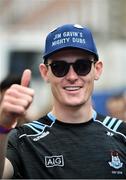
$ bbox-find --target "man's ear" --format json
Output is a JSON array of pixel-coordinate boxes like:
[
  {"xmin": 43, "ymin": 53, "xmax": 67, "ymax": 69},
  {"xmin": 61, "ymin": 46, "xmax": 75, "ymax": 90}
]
[
  {"xmin": 39, "ymin": 63, "xmax": 50, "ymax": 83},
  {"xmin": 94, "ymin": 60, "xmax": 103, "ymax": 80}
]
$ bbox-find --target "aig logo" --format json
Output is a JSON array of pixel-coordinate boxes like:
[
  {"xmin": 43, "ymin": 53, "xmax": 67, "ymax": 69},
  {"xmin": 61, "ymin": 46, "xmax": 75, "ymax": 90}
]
[{"xmin": 45, "ymin": 155, "xmax": 64, "ymax": 167}]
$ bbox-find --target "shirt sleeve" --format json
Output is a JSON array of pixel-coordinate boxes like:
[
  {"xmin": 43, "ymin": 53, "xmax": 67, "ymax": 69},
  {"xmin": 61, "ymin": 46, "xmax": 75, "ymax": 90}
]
[
  {"xmin": 117, "ymin": 121, "xmax": 126, "ymax": 143},
  {"xmin": 6, "ymin": 129, "xmax": 23, "ymax": 178}
]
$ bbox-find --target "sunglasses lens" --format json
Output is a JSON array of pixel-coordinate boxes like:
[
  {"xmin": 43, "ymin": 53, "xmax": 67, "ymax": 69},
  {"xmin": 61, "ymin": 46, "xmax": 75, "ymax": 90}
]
[
  {"xmin": 74, "ymin": 60, "xmax": 92, "ymax": 76},
  {"xmin": 49, "ymin": 59, "xmax": 93, "ymax": 77},
  {"xmin": 50, "ymin": 61, "xmax": 69, "ymax": 77}
]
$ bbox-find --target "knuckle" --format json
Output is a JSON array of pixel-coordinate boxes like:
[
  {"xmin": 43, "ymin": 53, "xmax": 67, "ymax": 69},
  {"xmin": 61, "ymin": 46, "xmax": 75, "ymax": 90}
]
[
  {"xmin": 22, "ymin": 99, "xmax": 29, "ymax": 107},
  {"xmin": 29, "ymin": 96, "xmax": 33, "ymax": 103},
  {"xmin": 11, "ymin": 84, "xmax": 19, "ymax": 88},
  {"xmin": 5, "ymin": 88, "xmax": 12, "ymax": 95},
  {"xmin": 18, "ymin": 106, "xmax": 25, "ymax": 113},
  {"xmin": 29, "ymin": 89, "xmax": 35, "ymax": 96}
]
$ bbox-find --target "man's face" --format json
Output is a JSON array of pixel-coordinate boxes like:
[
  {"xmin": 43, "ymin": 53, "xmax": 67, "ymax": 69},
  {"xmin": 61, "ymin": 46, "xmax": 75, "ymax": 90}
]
[{"xmin": 40, "ymin": 49, "xmax": 102, "ymax": 108}]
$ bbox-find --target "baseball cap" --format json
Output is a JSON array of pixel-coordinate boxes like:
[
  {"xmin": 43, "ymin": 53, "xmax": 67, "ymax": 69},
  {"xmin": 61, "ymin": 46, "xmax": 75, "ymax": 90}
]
[{"xmin": 43, "ymin": 24, "xmax": 99, "ymax": 61}]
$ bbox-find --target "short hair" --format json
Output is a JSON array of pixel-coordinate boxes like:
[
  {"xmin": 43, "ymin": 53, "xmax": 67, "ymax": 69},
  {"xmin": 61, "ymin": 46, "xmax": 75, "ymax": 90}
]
[{"xmin": 0, "ymin": 75, "xmax": 21, "ymax": 92}]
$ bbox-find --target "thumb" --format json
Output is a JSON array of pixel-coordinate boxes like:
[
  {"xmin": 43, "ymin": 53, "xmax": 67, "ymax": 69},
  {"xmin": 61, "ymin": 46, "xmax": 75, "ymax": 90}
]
[{"xmin": 21, "ymin": 69, "xmax": 31, "ymax": 87}]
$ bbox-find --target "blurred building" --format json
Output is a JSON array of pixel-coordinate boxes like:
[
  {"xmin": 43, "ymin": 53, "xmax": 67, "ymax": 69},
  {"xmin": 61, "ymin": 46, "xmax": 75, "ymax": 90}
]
[{"xmin": 0, "ymin": 0, "xmax": 126, "ymax": 116}]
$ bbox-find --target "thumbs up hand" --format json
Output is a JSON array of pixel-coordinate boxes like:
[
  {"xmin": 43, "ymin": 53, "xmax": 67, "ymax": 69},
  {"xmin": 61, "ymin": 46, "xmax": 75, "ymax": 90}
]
[{"xmin": 0, "ymin": 69, "xmax": 34, "ymax": 129}]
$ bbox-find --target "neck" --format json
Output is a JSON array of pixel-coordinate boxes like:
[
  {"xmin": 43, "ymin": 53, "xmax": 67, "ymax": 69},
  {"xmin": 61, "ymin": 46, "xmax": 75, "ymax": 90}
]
[{"xmin": 51, "ymin": 100, "xmax": 94, "ymax": 124}]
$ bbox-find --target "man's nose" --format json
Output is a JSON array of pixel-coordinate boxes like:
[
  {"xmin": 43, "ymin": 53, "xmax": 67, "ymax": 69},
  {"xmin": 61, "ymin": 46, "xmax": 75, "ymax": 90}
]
[{"xmin": 65, "ymin": 65, "xmax": 78, "ymax": 81}]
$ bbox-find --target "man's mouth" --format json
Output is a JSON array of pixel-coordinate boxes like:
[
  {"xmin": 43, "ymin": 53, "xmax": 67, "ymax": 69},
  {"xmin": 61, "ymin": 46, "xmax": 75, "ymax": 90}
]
[{"xmin": 64, "ymin": 86, "xmax": 81, "ymax": 91}]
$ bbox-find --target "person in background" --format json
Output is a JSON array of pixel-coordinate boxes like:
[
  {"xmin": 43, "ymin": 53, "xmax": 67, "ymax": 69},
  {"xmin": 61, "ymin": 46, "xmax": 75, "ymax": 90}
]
[
  {"xmin": 106, "ymin": 92, "xmax": 126, "ymax": 122},
  {"xmin": 0, "ymin": 75, "xmax": 21, "ymax": 104},
  {"xmin": 0, "ymin": 24, "xmax": 126, "ymax": 179}
]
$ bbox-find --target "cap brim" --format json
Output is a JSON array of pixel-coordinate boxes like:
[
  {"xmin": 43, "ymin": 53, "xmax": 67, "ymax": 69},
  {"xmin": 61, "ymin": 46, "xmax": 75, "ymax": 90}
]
[{"xmin": 43, "ymin": 46, "xmax": 98, "ymax": 61}]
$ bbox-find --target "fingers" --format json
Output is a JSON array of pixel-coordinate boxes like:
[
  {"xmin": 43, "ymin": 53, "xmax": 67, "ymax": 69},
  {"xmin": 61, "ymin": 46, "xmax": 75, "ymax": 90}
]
[
  {"xmin": 4, "ymin": 84, "xmax": 34, "ymax": 114},
  {"xmin": 4, "ymin": 90, "xmax": 33, "ymax": 109},
  {"xmin": 21, "ymin": 69, "xmax": 31, "ymax": 87},
  {"xmin": 0, "ymin": 69, "xmax": 34, "ymax": 128},
  {"xmin": 10, "ymin": 84, "xmax": 34, "ymax": 97}
]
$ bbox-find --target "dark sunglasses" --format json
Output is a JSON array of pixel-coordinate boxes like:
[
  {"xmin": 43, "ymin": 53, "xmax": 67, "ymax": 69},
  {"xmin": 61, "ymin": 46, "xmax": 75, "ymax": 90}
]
[{"xmin": 46, "ymin": 59, "xmax": 96, "ymax": 77}]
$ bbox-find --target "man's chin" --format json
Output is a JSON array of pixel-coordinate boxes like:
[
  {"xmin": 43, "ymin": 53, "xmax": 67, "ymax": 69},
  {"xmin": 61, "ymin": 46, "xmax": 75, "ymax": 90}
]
[{"xmin": 65, "ymin": 101, "xmax": 85, "ymax": 108}]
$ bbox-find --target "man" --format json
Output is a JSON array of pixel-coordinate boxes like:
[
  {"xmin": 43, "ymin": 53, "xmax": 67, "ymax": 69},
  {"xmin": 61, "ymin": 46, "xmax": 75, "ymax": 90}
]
[{"xmin": 0, "ymin": 24, "xmax": 126, "ymax": 179}]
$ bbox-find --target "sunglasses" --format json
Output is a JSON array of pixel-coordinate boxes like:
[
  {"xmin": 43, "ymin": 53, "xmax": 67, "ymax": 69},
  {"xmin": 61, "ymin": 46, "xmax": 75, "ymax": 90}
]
[{"xmin": 46, "ymin": 59, "xmax": 96, "ymax": 77}]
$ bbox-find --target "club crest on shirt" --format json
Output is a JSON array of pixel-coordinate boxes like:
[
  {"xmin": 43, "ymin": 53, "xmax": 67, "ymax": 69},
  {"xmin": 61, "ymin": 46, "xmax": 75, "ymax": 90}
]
[{"xmin": 108, "ymin": 151, "xmax": 123, "ymax": 169}]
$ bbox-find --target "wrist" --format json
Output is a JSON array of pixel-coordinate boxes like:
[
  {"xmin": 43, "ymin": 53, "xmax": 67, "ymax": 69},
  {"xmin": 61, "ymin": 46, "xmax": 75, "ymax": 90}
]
[{"xmin": 0, "ymin": 125, "xmax": 12, "ymax": 134}]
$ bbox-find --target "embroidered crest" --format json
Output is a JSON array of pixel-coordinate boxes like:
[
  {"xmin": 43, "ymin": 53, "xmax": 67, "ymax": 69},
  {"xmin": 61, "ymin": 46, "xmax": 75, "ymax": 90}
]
[{"xmin": 108, "ymin": 151, "xmax": 123, "ymax": 169}]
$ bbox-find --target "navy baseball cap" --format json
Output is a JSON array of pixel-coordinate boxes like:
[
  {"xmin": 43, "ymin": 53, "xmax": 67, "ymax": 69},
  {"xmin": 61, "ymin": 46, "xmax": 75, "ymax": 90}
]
[{"xmin": 43, "ymin": 24, "xmax": 99, "ymax": 61}]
